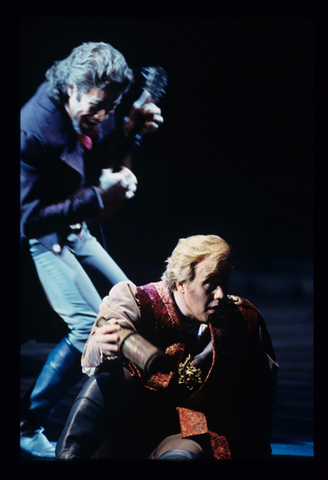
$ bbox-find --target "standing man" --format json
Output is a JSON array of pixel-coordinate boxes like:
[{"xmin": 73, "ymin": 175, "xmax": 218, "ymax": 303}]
[
  {"xmin": 20, "ymin": 41, "xmax": 164, "ymax": 458},
  {"xmin": 56, "ymin": 235, "xmax": 278, "ymax": 460}
]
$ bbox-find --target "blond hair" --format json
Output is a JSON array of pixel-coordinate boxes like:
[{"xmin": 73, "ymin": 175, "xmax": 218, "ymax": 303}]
[{"xmin": 162, "ymin": 235, "xmax": 232, "ymax": 290}]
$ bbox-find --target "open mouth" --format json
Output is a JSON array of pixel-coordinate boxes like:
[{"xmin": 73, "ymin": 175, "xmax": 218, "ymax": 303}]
[
  {"xmin": 79, "ymin": 118, "xmax": 98, "ymax": 135},
  {"xmin": 83, "ymin": 117, "xmax": 98, "ymax": 128}
]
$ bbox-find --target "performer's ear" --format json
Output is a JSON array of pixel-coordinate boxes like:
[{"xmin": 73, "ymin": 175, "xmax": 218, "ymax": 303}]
[
  {"xmin": 176, "ymin": 281, "xmax": 185, "ymax": 294},
  {"xmin": 67, "ymin": 84, "xmax": 76, "ymax": 97}
]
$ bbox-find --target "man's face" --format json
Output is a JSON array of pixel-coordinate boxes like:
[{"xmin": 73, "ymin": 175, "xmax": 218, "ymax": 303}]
[
  {"xmin": 66, "ymin": 84, "xmax": 123, "ymax": 136},
  {"xmin": 177, "ymin": 258, "xmax": 230, "ymax": 323}
]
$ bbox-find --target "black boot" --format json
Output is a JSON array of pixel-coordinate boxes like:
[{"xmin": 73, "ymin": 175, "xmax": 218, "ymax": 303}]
[
  {"xmin": 158, "ymin": 449, "xmax": 199, "ymax": 460},
  {"xmin": 20, "ymin": 336, "xmax": 83, "ymax": 458},
  {"xmin": 56, "ymin": 366, "xmax": 128, "ymax": 459}
]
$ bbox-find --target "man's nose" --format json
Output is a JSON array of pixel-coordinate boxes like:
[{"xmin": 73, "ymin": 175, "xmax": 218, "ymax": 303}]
[
  {"xmin": 213, "ymin": 286, "xmax": 224, "ymax": 300},
  {"xmin": 93, "ymin": 109, "xmax": 107, "ymax": 122}
]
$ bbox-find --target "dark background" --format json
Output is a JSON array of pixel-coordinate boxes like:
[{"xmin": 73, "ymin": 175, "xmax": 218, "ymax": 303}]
[
  {"xmin": 21, "ymin": 17, "xmax": 314, "ymax": 258},
  {"xmin": 19, "ymin": 17, "xmax": 316, "ymax": 459},
  {"xmin": 20, "ymin": 17, "xmax": 314, "ymax": 340}
]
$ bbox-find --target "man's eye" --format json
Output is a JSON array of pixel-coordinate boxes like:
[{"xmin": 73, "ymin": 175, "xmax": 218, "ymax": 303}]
[
  {"xmin": 91, "ymin": 101, "xmax": 105, "ymax": 108},
  {"xmin": 89, "ymin": 104, "xmax": 100, "ymax": 112}
]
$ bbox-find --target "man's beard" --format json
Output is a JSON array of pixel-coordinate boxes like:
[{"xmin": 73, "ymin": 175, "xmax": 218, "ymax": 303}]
[
  {"xmin": 71, "ymin": 116, "xmax": 84, "ymax": 136},
  {"xmin": 71, "ymin": 116, "xmax": 96, "ymax": 136}
]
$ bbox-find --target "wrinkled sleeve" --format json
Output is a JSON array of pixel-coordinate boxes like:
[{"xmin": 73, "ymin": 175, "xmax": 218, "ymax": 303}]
[
  {"xmin": 20, "ymin": 130, "xmax": 103, "ymax": 239},
  {"xmin": 81, "ymin": 281, "xmax": 141, "ymax": 376}
]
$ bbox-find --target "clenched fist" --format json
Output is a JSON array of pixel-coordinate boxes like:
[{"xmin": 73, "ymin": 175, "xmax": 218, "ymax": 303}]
[
  {"xmin": 96, "ymin": 166, "xmax": 138, "ymax": 204},
  {"xmin": 124, "ymin": 90, "xmax": 164, "ymax": 138}
]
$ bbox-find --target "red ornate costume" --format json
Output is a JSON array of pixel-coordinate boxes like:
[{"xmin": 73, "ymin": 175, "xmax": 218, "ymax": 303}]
[{"xmin": 82, "ymin": 280, "xmax": 278, "ymax": 459}]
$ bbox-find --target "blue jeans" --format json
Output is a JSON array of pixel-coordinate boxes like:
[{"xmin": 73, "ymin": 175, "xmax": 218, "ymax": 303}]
[{"xmin": 29, "ymin": 224, "xmax": 128, "ymax": 353}]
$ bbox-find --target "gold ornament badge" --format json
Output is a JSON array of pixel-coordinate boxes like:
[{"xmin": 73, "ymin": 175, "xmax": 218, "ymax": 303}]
[
  {"xmin": 227, "ymin": 294, "xmax": 242, "ymax": 305},
  {"xmin": 178, "ymin": 354, "xmax": 202, "ymax": 391}
]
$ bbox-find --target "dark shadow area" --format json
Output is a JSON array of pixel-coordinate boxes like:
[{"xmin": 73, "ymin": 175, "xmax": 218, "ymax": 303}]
[{"xmin": 20, "ymin": 17, "xmax": 316, "ymax": 462}]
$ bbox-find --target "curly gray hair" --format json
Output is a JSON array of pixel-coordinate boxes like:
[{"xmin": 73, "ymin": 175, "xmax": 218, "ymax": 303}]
[{"xmin": 45, "ymin": 42, "xmax": 134, "ymax": 104}]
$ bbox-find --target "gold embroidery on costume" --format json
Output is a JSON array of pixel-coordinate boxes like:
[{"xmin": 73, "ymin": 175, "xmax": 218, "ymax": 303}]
[
  {"xmin": 227, "ymin": 294, "xmax": 242, "ymax": 305},
  {"xmin": 154, "ymin": 282, "xmax": 184, "ymax": 329},
  {"xmin": 177, "ymin": 407, "xmax": 232, "ymax": 460},
  {"xmin": 178, "ymin": 354, "xmax": 202, "ymax": 390},
  {"xmin": 147, "ymin": 371, "xmax": 175, "ymax": 389},
  {"xmin": 178, "ymin": 407, "xmax": 208, "ymax": 436}
]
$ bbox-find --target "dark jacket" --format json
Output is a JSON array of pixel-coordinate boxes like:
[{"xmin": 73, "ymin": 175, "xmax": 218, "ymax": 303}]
[{"xmin": 20, "ymin": 82, "xmax": 130, "ymax": 253}]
